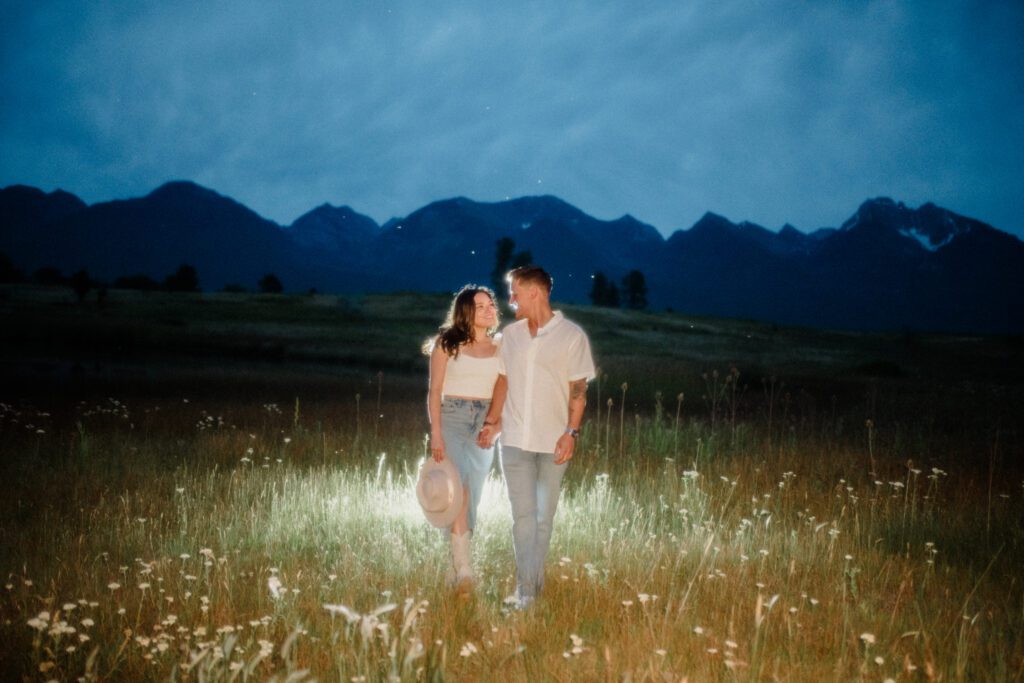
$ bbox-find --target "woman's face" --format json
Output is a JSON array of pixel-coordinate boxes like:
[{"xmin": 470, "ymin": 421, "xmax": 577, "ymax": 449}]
[{"xmin": 472, "ymin": 292, "xmax": 498, "ymax": 329}]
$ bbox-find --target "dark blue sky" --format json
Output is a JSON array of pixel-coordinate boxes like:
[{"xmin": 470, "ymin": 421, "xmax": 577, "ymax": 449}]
[{"xmin": 2, "ymin": 1, "xmax": 1022, "ymax": 238}]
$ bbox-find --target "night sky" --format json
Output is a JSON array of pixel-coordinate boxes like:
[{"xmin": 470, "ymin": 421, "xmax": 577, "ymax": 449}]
[{"xmin": 2, "ymin": 1, "xmax": 1022, "ymax": 238}]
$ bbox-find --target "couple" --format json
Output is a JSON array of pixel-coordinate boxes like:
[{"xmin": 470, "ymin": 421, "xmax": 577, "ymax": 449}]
[{"xmin": 422, "ymin": 265, "xmax": 595, "ymax": 607}]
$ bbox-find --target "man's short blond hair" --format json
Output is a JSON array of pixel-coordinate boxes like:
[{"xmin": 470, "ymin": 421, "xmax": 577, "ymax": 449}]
[{"xmin": 506, "ymin": 265, "xmax": 553, "ymax": 293}]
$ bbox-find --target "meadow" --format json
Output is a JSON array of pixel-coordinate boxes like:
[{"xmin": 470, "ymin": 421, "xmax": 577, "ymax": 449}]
[{"xmin": 1, "ymin": 285, "xmax": 1022, "ymax": 681}]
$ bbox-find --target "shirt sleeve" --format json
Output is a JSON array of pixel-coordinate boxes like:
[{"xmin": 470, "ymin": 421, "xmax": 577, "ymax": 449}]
[
  {"xmin": 497, "ymin": 333, "xmax": 508, "ymax": 376},
  {"xmin": 568, "ymin": 328, "xmax": 596, "ymax": 382}
]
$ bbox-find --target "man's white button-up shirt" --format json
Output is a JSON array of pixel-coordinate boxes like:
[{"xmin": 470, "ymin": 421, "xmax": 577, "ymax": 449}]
[{"xmin": 497, "ymin": 311, "xmax": 596, "ymax": 454}]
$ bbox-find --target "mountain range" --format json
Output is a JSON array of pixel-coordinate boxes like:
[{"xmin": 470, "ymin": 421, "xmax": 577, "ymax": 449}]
[{"xmin": 1, "ymin": 181, "xmax": 1021, "ymax": 334}]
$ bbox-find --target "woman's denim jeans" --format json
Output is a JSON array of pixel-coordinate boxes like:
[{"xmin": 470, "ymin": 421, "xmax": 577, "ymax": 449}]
[
  {"xmin": 440, "ymin": 397, "xmax": 494, "ymax": 531},
  {"xmin": 499, "ymin": 444, "xmax": 568, "ymax": 600}
]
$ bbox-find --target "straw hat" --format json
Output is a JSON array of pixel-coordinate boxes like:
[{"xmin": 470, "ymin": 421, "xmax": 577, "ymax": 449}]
[{"xmin": 416, "ymin": 457, "xmax": 464, "ymax": 528}]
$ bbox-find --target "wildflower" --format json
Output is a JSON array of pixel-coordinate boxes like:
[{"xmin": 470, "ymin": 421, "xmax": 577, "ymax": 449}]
[
  {"xmin": 693, "ymin": 626, "xmax": 704, "ymax": 635},
  {"xmin": 655, "ymin": 648, "xmax": 667, "ymax": 656},
  {"xmin": 622, "ymin": 600, "xmax": 633, "ymax": 607},
  {"xmin": 566, "ymin": 633, "xmax": 585, "ymax": 656},
  {"xmin": 267, "ymin": 576, "xmax": 283, "ymax": 600},
  {"xmin": 138, "ymin": 583, "xmax": 151, "ymax": 590},
  {"xmin": 108, "ymin": 582, "xmax": 121, "ymax": 591},
  {"xmin": 81, "ymin": 618, "xmax": 94, "ymax": 627},
  {"xmin": 62, "ymin": 603, "xmax": 76, "ymax": 612},
  {"xmin": 459, "ymin": 642, "xmax": 478, "ymax": 657},
  {"xmin": 860, "ymin": 632, "xmax": 876, "ymax": 645},
  {"xmin": 725, "ymin": 640, "xmax": 738, "ymax": 649},
  {"xmin": 28, "ymin": 613, "xmax": 49, "ymax": 631}
]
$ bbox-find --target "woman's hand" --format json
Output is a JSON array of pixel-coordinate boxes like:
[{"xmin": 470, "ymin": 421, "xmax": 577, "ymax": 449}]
[{"xmin": 430, "ymin": 433, "xmax": 446, "ymax": 462}]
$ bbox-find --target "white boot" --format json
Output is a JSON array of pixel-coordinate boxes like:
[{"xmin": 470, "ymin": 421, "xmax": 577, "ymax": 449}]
[{"xmin": 450, "ymin": 531, "xmax": 474, "ymax": 593}]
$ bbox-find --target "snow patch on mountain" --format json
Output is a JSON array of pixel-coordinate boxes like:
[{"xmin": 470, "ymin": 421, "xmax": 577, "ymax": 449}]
[{"xmin": 898, "ymin": 226, "xmax": 954, "ymax": 252}]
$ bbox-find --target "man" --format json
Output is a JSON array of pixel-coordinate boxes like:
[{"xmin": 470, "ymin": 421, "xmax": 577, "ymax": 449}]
[{"xmin": 478, "ymin": 265, "xmax": 595, "ymax": 607}]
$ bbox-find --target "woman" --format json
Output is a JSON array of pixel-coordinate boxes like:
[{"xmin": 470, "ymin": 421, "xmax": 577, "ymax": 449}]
[{"xmin": 424, "ymin": 284, "xmax": 501, "ymax": 592}]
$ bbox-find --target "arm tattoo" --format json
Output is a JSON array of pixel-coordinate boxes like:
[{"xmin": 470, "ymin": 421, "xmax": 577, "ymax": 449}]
[{"xmin": 570, "ymin": 379, "xmax": 587, "ymax": 401}]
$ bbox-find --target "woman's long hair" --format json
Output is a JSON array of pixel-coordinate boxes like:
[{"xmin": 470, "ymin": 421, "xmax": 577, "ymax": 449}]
[{"xmin": 422, "ymin": 284, "xmax": 499, "ymax": 358}]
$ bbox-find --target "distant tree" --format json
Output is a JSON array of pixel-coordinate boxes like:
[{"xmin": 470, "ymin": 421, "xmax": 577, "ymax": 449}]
[
  {"xmin": 510, "ymin": 249, "xmax": 533, "ymax": 270},
  {"xmin": 34, "ymin": 266, "xmax": 65, "ymax": 286},
  {"xmin": 69, "ymin": 269, "xmax": 93, "ymax": 304},
  {"xmin": 114, "ymin": 274, "xmax": 160, "ymax": 291},
  {"xmin": 258, "ymin": 273, "xmax": 284, "ymax": 293},
  {"xmin": 621, "ymin": 269, "xmax": 648, "ymax": 310},
  {"xmin": 589, "ymin": 271, "xmax": 620, "ymax": 307},
  {"xmin": 491, "ymin": 237, "xmax": 533, "ymax": 295},
  {"xmin": 222, "ymin": 284, "xmax": 247, "ymax": 293},
  {"xmin": 0, "ymin": 252, "xmax": 25, "ymax": 283},
  {"xmin": 491, "ymin": 237, "xmax": 516, "ymax": 294},
  {"xmin": 165, "ymin": 264, "xmax": 199, "ymax": 292}
]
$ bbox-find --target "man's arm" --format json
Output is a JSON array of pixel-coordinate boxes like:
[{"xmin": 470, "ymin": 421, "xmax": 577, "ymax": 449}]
[
  {"xmin": 476, "ymin": 373, "xmax": 507, "ymax": 448},
  {"xmin": 554, "ymin": 378, "xmax": 588, "ymax": 464}
]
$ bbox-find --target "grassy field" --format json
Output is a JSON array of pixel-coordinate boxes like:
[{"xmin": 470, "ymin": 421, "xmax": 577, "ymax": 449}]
[{"xmin": 1, "ymin": 285, "xmax": 1022, "ymax": 681}]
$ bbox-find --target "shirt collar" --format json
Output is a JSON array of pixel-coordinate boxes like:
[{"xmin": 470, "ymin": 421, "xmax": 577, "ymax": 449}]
[{"xmin": 535, "ymin": 310, "xmax": 564, "ymax": 336}]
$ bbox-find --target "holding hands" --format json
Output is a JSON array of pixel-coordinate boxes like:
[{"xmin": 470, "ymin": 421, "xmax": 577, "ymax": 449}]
[{"xmin": 477, "ymin": 420, "xmax": 500, "ymax": 449}]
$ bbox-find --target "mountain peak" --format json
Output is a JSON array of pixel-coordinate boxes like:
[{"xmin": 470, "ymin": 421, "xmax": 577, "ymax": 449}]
[
  {"xmin": 147, "ymin": 180, "xmax": 224, "ymax": 203},
  {"xmin": 690, "ymin": 212, "xmax": 736, "ymax": 233},
  {"xmin": 288, "ymin": 203, "xmax": 381, "ymax": 252}
]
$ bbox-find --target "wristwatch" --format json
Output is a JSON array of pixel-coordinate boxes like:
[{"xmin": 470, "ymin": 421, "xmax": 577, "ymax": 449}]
[{"xmin": 564, "ymin": 427, "xmax": 580, "ymax": 439}]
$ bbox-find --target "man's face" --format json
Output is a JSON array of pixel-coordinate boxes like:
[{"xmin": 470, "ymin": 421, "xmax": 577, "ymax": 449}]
[{"xmin": 509, "ymin": 279, "xmax": 530, "ymax": 319}]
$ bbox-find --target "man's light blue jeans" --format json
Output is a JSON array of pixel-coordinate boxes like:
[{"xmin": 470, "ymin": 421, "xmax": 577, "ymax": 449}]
[{"xmin": 499, "ymin": 444, "xmax": 568, "ymax": 600}]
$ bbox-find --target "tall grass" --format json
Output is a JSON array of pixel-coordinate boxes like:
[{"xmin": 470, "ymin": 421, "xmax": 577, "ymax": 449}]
[{"xmin": 0, "ymin": 377, "xmax": 1021, "ymax": 681}]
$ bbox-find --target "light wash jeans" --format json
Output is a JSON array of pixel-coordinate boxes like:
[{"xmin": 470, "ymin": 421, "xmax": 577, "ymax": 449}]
[
  {"xmin": 440, "ymin": 397, "xmax": 494, "ymax": 532},
  {"xmin": 499, "ymin": 444, "xmax": 568, "ymax": 600}
]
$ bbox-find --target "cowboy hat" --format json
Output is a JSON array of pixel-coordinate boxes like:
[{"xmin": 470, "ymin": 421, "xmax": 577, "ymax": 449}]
[{"xmin": 416, "ymin": 457, "xmax": 464, "ymax": 528}]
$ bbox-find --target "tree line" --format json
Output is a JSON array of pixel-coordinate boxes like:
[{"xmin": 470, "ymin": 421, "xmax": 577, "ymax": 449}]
[
  {"xmin": 3, "ymin": 241, "xmax": 648, "ymax": 309},
  {"xmin": 0, "ymin": 252, "xmax": 285, "ymax": 302},
  {"xmin": 488, "ymin": 238, "xmax": 648, "ymax": 310}
]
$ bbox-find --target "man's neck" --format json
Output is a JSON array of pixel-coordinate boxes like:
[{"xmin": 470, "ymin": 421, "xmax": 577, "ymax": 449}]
[{"xmin": 527, "ymin": 306, "xmax": 554, "ymax": 336}]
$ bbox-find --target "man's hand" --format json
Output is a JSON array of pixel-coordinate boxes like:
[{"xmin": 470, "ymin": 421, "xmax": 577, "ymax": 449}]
[
  {"xmin": 553, "ymin": 432, "xmax": 576, "ymax": 465},
  {"xmin": 477, "ymin": 420, "xmax": 500, "ymax": 448}
]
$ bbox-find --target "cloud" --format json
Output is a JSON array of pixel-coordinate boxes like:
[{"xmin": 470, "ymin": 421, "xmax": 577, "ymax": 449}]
[{"xmin": 1, "ymin": 0, "xmax": 1022, "ymax": 237}]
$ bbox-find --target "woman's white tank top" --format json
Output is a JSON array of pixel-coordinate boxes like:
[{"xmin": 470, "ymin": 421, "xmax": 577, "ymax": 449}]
[{"xmin": 442, "ymin": 348, "xmax": 500, "ymax": 398}]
